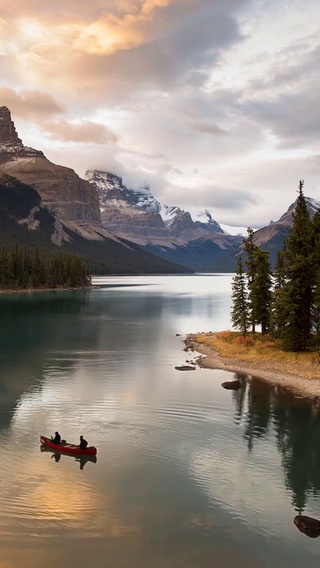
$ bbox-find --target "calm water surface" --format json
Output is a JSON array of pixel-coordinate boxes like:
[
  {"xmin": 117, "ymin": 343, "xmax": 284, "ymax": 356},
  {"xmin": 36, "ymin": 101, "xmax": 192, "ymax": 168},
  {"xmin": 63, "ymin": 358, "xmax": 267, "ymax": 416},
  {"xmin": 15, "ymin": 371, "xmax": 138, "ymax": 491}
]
[{"xmin": 0, "ymin": 274, "xmax": 320, "ymax": 567}]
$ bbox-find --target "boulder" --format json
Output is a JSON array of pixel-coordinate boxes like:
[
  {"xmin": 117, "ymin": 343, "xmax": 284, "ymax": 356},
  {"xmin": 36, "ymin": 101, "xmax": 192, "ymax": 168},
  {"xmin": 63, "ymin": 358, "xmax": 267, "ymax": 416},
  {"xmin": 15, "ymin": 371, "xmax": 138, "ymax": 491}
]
[
  {"xmin": 294, "ymin": 515, "xmax": 320, "ymax": 538},
  {"xmin": 221, "ymin": 380, "xmax": 241, "ymax": 390}
]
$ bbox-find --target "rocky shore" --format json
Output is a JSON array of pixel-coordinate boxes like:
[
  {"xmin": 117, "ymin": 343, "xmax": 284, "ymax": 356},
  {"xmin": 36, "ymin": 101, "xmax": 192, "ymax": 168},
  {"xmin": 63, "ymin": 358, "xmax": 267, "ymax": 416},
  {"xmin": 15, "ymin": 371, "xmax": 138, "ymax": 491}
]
[{"xmin": 185, "ymin": 334, "xmax": 320, "ymax": 399}]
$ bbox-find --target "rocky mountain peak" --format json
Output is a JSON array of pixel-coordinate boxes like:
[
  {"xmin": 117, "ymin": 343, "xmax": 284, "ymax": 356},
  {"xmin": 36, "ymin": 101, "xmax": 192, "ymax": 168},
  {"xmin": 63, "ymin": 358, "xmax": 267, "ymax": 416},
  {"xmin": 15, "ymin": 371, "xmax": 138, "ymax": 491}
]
[
  {"xmin": 192, "ymin": 209, "xmax": 225, "ymax": 234},
  {"xmin": 0, "ymin": 106, "xmax": 22, "ymax": 145},
  {"xmin": 0, "ymin": 106, "xmax": 44, "ymax": 165},
  {"xmin": 85, "ymin": 169, "xmax": 161, "ymax": 213},
  {"xmin": 0, "ymin": 108, "xmax": 100, "ymax": 223}
]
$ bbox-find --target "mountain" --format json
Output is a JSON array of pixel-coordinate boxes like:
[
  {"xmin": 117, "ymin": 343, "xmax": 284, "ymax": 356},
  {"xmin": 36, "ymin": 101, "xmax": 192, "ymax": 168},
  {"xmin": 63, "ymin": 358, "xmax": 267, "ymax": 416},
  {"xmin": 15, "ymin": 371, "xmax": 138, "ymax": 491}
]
[
  {"xmin": 85, "ymin": 170, "xmax": 170, "ymax": 246},
  {"xmin": 86, "ymin": 167, "xmax": 320, "ymax": 272},
  {"xmin": 0, "ymin": 108, "xmax": 192, "ymax": 274},
  {"xmin": 85, "ymin": 170, "xmax": 243, "ymax": 270},
  {"xmin": 192, "ymin": 209, "xmax": 226, "ymax": 234},
  {"xmin": 0, "ymin": 107, "xmax": 100, "ymax": 224},
  {"xmin": 1, "ymin": 106, "xmax": 317, "ymax": 274},
  {"xmin": 205, "ymin": 196, "xmax": 320, "ymax": 272}
]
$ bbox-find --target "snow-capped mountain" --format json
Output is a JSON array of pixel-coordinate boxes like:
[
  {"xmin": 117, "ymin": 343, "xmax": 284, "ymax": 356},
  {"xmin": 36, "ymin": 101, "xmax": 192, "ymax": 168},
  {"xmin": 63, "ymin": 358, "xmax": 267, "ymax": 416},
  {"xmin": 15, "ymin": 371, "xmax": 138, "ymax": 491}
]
[
  {"xmin": 85, "ymin": 170, "xmax": 175, "ymax": 246},
  {"xmin": 2, "ymin": 106, "xmax": 315, "ymax": 274},
  {"xmin": 85, "ymin": 170, "xmax": 232, "ymax": 246},
  {"xmin": 191, "ymin": 209, "xmax": 226, "ymax": 234},
  {"xmin": 0, "ymin": 107, "xmax": 192, "ymax": 274},
  {"xmin": 85, "ymin": 169, "xmax": 243, "ymax": 270},
  {"xmin": 85, "ymin": 171, "xmax": 161, "ymax": 213}
]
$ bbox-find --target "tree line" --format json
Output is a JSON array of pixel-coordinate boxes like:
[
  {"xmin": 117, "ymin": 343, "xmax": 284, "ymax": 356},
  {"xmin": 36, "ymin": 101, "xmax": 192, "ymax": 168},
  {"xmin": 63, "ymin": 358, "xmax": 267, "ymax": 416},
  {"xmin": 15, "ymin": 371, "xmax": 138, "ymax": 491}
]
[
  {"xmin": 0, "ymin": 244, "xmax": 90, "ymax": 290},
  {"xmin": 231, "ymin": 180, "xmax": 320, "ymax": 351}
]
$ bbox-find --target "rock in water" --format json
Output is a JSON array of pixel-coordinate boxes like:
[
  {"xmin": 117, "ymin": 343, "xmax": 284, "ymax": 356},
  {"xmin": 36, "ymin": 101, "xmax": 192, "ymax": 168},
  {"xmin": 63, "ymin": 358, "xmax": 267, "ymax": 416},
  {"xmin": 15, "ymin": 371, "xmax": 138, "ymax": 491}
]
[
  {"xmin": 294, "ymin": 515, "xmax": 320, "ymax": 538},
  {"xmin": 221, "ymin": 380, "xmax": 241, "ymax": 390}
]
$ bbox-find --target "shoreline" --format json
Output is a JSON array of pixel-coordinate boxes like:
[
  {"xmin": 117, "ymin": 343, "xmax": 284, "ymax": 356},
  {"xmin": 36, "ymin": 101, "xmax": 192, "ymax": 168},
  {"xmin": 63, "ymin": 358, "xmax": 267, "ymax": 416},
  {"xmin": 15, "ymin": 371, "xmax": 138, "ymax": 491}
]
[
  {"xmin": 185, "ymin": 334, "xmax": 320, "ymax": 400},
  {"xmin": 0, "ymin": 285, "xmax": 100, "ymax": 295}
]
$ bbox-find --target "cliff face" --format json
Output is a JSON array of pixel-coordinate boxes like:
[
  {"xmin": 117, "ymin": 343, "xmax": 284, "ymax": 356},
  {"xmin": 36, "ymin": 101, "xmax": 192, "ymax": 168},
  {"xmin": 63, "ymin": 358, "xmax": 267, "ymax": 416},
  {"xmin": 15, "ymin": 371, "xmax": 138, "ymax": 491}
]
[
  {"xmin": 0, "ymin": 106, "xmax": 22, "ymax": 145},
  {"xmin": 0, "ymin": 107, "xmax": 101, "ymax": 223},
  {"xmin": 85, "ymin": 170, "xmax": 176, "ymax": 246}
]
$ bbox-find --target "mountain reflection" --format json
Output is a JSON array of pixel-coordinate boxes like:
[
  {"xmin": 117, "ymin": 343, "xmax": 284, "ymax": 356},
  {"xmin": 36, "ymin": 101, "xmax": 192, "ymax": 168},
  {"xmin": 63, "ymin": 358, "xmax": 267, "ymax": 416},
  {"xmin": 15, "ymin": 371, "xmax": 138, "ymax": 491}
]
[
  {"xmin": 232, "ymin": 375, "xmax": 320, "ymax": 512},
  {"xmin": 0, "ymin": 292, "xmax": 90, "ymax": 433},
  {"xmin": 0, "ymin": 289, "xmax": 171, "ymax": 434}
]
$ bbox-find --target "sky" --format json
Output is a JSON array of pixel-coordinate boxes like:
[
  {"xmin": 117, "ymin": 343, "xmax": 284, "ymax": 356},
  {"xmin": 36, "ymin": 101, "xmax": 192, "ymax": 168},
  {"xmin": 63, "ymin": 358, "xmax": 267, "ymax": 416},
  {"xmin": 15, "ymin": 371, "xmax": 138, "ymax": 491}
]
[{"xmin": 1, "ymin": 0, "xmax": 320, "ymax": 231}]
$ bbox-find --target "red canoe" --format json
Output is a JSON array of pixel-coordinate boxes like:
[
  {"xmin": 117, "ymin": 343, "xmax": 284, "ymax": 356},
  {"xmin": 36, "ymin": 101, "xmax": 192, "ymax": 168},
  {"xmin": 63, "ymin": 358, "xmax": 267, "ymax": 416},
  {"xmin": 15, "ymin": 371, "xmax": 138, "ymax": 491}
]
[{"xmin": 40, "ymin": 435, "xmax": 97, "ymax": 456}]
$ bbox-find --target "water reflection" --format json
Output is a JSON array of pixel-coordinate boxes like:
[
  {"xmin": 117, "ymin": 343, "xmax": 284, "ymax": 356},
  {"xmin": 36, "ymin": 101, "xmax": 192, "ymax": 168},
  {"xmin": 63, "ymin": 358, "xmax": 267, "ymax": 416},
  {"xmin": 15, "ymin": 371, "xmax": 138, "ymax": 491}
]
[
  {"xmin": 1, "ymin": 277, "xmax": 320, "ymax": 567},
  {"xmin": 0, "ymin": 291, "xmax": 90, "ymax": 433},
  {"xmin": 40, "ymin": 445, "xmax": 97, "ymax": 470},
  {"xmin": 231, "ymin": 374, "xmax": 320, "ymax": 513}
]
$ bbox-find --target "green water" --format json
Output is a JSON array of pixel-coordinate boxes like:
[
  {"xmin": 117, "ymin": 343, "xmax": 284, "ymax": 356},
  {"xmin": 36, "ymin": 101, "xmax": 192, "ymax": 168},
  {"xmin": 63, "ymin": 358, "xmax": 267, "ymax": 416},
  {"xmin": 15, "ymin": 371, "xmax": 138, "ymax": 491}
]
[{"xmin": 0, "ymin": 275, "xmax": 319, "ymax": 567}]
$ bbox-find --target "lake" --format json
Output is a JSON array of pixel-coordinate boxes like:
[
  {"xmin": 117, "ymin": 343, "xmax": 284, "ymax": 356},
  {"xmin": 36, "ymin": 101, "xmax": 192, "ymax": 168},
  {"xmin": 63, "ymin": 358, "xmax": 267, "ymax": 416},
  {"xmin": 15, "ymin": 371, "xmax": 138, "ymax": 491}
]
[{"xmin": 0, "ymin": 274, "xmax": 319, "ymax": 567}]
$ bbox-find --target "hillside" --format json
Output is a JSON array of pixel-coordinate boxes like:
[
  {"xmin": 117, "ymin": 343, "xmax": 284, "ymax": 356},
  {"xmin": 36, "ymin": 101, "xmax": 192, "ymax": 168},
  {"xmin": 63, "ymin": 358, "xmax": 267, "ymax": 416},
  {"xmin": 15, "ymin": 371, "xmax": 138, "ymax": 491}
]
[{"xmin": 0, "ymin": 173, "xmax": 193, "ymax": 275}]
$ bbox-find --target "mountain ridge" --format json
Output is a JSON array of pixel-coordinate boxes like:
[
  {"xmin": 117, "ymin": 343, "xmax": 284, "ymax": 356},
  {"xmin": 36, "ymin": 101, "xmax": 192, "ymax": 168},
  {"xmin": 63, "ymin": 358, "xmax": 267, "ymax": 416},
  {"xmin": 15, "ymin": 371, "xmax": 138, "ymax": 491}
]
[
  {"xmin": 0, "ymin": 106, "xmax": 317, "ymax": 273},
  {"xmin": 0, "ymin": 108, "xmax": 192, "ymax": 274}
]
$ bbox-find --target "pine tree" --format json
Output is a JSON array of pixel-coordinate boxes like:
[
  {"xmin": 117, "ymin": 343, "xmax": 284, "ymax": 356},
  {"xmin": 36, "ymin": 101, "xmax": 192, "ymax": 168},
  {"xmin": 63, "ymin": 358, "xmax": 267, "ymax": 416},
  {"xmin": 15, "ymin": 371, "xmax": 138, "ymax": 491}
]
[
  {"xmin": 312, "ymin": 268, "xmax": 320, "ymax": 349},
  {"xmin": 310, "ymin": 210, "xmax": 320, "ymax": 348},
  {"xmin": 243, "ymin": 227, "xmax": 260, "ymax": 332},
  {"xmin": 250, "ymin": 248, "xmax": 273, "ymax": 335},
  {"xmin": 0, "ymin": 243, "xmax": 90, "ymax": 290},
  {"xmin": 271, "ymin": 248, "xmax": 287, "ymax": 338},
  {"xmin": 282, "ymin": 180, "xmax": 313, "ymax": 351},
  {"xmin": 231, "ymin": 257, "xmax": 249, "ymax": 336}
]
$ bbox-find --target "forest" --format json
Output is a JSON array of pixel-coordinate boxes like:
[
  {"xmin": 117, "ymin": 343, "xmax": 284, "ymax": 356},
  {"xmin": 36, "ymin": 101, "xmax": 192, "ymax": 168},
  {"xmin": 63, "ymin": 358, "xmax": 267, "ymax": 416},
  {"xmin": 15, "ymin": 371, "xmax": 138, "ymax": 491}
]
[
  {"xmin": 231, "ymin": 180, "xmax": 320, "ymax": 352},
  {"xmin": 0, "ymin": 244, "xmax": 90, "ymax": 290}
]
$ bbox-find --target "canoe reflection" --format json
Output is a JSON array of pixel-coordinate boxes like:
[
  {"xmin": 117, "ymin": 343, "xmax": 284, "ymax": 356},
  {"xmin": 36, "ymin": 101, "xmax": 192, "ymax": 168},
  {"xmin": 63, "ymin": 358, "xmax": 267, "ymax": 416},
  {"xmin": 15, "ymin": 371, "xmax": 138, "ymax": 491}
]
[{"xmin": 40, "ymin": 445, "xmax": 97, "ymax": 470}]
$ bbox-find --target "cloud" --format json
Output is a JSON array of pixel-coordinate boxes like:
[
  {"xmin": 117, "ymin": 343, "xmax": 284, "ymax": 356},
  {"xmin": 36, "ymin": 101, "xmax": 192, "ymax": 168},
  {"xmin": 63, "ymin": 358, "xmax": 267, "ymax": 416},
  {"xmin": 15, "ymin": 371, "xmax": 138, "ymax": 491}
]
[
  {"xmin": 45, "ymin": 120, "xmax": 118, "ymax": 144},
  {"xmin": 73, "ymin": 0, "xmax": 173, "ymax": 56},
  {"xmin": 166, "ymin": 183, "xmax": 256, "ymax": 211},
  {"xmin": 188, "ymin": 120, "xmax": 227, "ymax": 135},
  {"xmin": 0, "ymin": 0, "xmax": 248, "ymax": 101},
  {"xmin": 0, "ymin": 88, "xmax": 65, "ymax": 119},
  {"xmin": 1, "ymin": 0, "xmax": 320, "ymax": 232}
]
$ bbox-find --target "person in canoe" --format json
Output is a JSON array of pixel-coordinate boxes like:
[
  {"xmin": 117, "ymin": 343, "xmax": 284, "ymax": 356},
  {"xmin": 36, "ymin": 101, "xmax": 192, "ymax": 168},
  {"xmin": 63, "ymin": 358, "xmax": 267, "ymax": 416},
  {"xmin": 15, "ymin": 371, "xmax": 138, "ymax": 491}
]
[
  {"xmin": 79, "ymin": 435, "xmax": 88, "ymax": 449},
  {"xmin": 51, "ymin": 431, "xmax": 61, "ymax": 444}
]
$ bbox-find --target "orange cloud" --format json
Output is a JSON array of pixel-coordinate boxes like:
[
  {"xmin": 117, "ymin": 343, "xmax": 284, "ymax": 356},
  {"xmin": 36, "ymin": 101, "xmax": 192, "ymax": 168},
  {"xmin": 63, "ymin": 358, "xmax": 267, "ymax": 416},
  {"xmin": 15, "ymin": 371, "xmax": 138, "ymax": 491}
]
[
  {"xmin": 73, "ymin": 0, "xmax": 173, "ymax": 55},
  {"xmin": 46, "ymin": 120, "xmax": 118, "ymax": 144},
  {"xmin": 0, "ymin": 88, "xmax": 65, "ymax": 118}
]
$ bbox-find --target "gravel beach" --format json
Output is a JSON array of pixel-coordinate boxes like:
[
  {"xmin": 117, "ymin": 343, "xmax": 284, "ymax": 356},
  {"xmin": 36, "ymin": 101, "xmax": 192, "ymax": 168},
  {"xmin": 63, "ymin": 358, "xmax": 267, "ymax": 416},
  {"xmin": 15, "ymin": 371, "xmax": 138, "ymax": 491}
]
[{"xmin": 185, "ymin": 333, "xmax": 320, "ymax": 399}]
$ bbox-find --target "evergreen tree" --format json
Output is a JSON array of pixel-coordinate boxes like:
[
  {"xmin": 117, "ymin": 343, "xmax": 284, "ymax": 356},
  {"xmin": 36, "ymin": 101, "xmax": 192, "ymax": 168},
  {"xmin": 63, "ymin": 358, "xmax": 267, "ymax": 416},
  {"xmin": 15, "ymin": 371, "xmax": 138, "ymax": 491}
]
[
  {"xmin": 0, "ymin": 243, "xmax": 90, "ymax": 291},
  {"xmin": 282, "ymin": 180, "xmax": 313, "ymax": 351},
  {"xmin": 250, "ymin": 248, "xmax": 273, "ymax": 335},
  {"xmin": 311, "ymin": 210, "xmax": 320, "ymax": 348},
  {"xmin": 311, "ymin": 209, "xmax": 320, "ymax": 268},
  {"xmin": 243, "ymin": 227, "xmax": 259, "ymax": 332},
  {"xmin": 313, "ymin": 268, "xmax": 320, "ymax": 349},
  {"xmin": 231, "ymin": 257, "xmax": 249, "ymax": 336},
  {"xmin": 271, "ymin": 248, "xmax": 288, "ymax": 339}
]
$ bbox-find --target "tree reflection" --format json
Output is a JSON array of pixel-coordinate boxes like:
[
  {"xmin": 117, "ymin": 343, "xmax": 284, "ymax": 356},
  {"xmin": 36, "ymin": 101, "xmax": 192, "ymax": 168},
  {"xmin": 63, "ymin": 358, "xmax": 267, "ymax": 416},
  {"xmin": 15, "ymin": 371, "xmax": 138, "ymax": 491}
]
[
  {"xmin": 241, "ymin": 376, "xmax": 272, "ymax": 452},
  {"xmin": 232, "ymin": 373, "xmax": 247, "ymax": 425},
  {"xmin": 232, "ymin": 376, "xmax": 320, "ymax": 512},
  {"xmin": 272, "ymin": 392, "xmax": 320, "ymax": 512}
]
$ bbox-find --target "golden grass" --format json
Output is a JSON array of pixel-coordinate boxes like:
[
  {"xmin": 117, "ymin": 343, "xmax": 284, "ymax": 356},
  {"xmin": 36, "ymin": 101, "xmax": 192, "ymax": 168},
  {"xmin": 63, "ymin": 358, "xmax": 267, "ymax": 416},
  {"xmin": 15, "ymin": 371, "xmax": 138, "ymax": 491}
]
[{"xmin": 193, "ymin": 331, "xmax": 320, "ymax": 375}]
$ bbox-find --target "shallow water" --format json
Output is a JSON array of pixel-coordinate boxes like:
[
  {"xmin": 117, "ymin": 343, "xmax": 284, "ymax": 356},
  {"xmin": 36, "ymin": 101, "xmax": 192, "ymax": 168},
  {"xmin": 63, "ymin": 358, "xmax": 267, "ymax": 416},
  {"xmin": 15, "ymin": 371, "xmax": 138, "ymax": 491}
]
[{"xmin": 0, "ymin": 274, "xmax": 319, "ymax": 567}]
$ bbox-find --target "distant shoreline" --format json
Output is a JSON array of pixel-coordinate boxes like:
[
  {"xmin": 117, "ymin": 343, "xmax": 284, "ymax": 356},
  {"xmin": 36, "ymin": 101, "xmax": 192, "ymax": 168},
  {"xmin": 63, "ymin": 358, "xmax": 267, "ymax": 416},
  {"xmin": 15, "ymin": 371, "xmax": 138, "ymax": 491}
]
[
  {"xmin": 0, "ymin": 285, "xmax": 100, "ymax": 295},
  {"xmin": 185, "ymin": 334, "xmax": 320, "ymax": 400}
]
